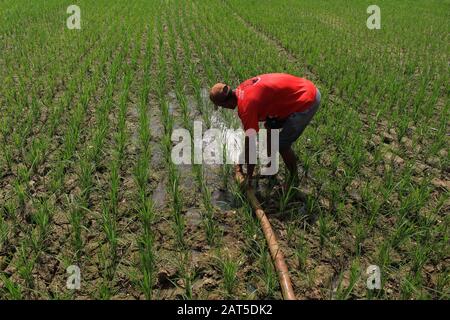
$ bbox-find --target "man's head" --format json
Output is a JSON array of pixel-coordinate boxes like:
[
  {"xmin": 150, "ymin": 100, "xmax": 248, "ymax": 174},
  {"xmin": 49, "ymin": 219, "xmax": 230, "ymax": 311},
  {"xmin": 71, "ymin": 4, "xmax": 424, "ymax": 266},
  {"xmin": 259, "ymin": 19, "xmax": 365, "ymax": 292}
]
[{"xmin": 209, "ymin": 83, "xmax": 238, "ymax": 109}]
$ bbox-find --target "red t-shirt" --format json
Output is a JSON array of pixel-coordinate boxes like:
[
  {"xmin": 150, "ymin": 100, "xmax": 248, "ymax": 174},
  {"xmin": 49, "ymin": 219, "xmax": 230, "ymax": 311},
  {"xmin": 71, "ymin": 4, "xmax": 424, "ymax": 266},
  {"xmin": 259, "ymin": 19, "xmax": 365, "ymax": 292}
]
[{"xmin": 236, "ymin": 73, "xmax": 317, "ymax": 133}]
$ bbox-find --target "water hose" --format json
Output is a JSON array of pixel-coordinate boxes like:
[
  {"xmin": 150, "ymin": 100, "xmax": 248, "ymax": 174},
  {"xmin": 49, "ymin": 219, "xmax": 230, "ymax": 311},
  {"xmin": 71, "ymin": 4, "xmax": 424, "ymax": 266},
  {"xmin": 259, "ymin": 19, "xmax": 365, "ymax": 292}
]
[{"xmin": 234, "ymin": 166, "xmax": 296, "ymax": 300}]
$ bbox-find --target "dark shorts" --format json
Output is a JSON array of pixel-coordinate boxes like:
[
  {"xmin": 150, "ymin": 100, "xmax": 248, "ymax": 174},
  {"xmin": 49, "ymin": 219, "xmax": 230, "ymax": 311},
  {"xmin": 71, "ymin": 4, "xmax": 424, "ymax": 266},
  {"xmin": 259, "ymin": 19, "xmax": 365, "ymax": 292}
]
[{"xmin": 267, "ymin": 88, "xmax": 321, "ymax": 151}]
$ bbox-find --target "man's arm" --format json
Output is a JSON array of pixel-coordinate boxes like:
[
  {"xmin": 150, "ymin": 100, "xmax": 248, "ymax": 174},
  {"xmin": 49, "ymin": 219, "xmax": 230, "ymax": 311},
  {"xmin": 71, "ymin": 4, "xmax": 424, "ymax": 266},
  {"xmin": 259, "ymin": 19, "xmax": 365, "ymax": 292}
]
[{"xmin": 238, "ymin": 106, "xmax": 259, "ymax": 187}]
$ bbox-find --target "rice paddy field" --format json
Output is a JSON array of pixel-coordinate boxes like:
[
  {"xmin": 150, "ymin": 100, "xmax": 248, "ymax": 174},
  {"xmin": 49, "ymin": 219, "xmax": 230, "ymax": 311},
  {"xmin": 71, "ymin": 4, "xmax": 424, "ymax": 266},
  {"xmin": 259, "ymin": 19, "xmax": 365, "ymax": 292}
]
[{"xmin": 0, "ymin": 0, "xmax": 448, "ymax": 300}]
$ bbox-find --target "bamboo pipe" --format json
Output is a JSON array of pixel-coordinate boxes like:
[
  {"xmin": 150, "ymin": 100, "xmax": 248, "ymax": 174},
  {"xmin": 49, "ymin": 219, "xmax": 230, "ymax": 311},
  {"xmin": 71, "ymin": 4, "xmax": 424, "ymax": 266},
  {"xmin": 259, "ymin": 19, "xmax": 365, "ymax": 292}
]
[{"xmin": 234, "ymin": 166, "xmax": 296, "ymax": 300}]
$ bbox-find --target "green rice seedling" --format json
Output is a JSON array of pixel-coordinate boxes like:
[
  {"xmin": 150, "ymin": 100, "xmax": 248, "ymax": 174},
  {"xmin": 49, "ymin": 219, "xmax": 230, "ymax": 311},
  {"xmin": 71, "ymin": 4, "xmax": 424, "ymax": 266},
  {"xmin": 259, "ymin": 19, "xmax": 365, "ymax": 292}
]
[
  {"xmin": 192, "ymin": 164, "xmax": 203, "ymax": 191},
  {"xmin": 318, "ymin": 213, "xmax": 331, "ymax": 248},
  {"xmin": 203, "ymin": 193, "xmax": 221, "ymax": 245},
  {"xmin": 353, "ymin": 219, "xmax": 367, "ymax": 256},
  {"xmin": 411, "ymin": 245, "xmax": 430, "ymax": 275},
  {"xmin": 175, "ymin": 252, "xmax": 196, "ymax": 300},
  {"xmin": 15, "ymin": 243, "xmax": 35, "ymax": 290},
  {"xmin": 138, "ymin": 231, "xmax": 156, "ymax": 300},
  {"xmin": 259, "ymin": 246, "xmax": 278, "ymax": 299},
  {"xmin": 295, "ymin": 233, "xmax": 308, "ymax": 272},
  {"xmin": 12, "ymin": 131, "xmax": 24, "ymax": 152},
  {"xmin": 193, "ymin": 164, "xmax": 220, "ymax": 245},
  {"xmin": 360, "ymin": 183, "xmax": 381, "ymax": 230},
  {"xmin": 0, "ymin": 213, "xmax": 9, "ymax": 251},
  {"xmin": 66, "ymin": 196, "xmax": 84, "ymax": 259},
  {"xmin": 333, "ymin": 201, "xmax": 347, "ymax": 223},
  {"xmin": 194, "ymin": 87, "xmax": 211, "ymax": 128},
  {"xmin": 2, "ymin": 199, "xmax": 17, "ymax": 225},
  {"xmin": 304, "ymin": 193, "xmax": 318, "ymax": 217},
  {"xmin": 428, "ymin": 114, "xmax": 448, "ymax": 155},
  {"xmin": 377, "ymin": 240, "xmax": 392, "ymax": 272},
  {"xmin": 326, "ymin": 180, "xmax": 344, "ymax": 213},
  {"xmin": 299, "ymin": 148, "xmax": 315, "ymax": 177},
  {"xmin": 161, "ymin": 105, "xmax": 174, "ymax": 137},
  {"xmin": 0, "ymin": 118, "xmax": 8, "ymax": 143},
  {"xmin": 398, "ymin": 180, "xmax": 431, "ymax": 221},
  {"xmin": 138, "ymin": 104, "xmax": 151, "ymax": 147},
  {"xmin": 97, "ymin": 237, "xmax": 117, "ymax": 299},
  {"xmin": 346, "ymin": 133, "xmax": 366, "ymax": 174},
  {"xmin": 229, "ymin": 189, "xmax": 261, "ymax": 259},
  {"xmin": 134, "ymin": 153, "xmax": 150, "ymax": 193},
  {"xmin": 397, "ymin": 116, "xmax": 410, "ymax": 143},
  {"xmin": 372, "ymin": 143, "xmax": 383, "ymax": 165},
  {"xmin": 229, "ymin": 178, "xmax": 245, "ymax": 206},
  {"xmin": 116, "ymin": 110, "xmax": 128, "ymax": 163},
  {"xmin": 109, "ymin": 161, "xmax": 120, "ymax": 217},
  {"xmin": 89, "ymin": 125, "xmax": 108, "ymax": 165},
  {"xmin": 49, "ymin": 163, "xmax": 65, "ymax": 194},
  {"xmin": 279, "ymin": 183, "xmax": 298, "ymax": 214},
  {"xmin": 390, "ymin": 217, "xmax": 416, "ymax": 250},
  {"xmin": 101, "ymin": 202, "xmax": 118, "ymax": 270},
  {"xmin": 62, "ymin": 104, "xmax": 84, "ymax": 162},
  {"xmin": 78, "ymin": 157, "xmax": 94, "ymax": 204},
  {"xmin": 198, "ymin": 178, "xmax": 212, "ymax": 208},
  {"xmin": 400, "ymin": 272, "xmax": 424, "ymax": 300},
  {"xmin": 16, "ymin": 165, "xmax": 31, "ymax": 185},
  {"xmin": 136, "ymin": 204, "xmax": 156, "ymax": 293},
  {"xmin": 13, "ymin": 180, "xmax": 27, "ymax": 211},
  {"xmin": 160, "ymin": 129, "xmax": 173, "ymax": 162},
  {"xmin": 286, "ymin": 222, "xmax": 297, "ymax": 244},
  {"xmin": 381, "ymin": 167, "xmax": 397, "ymax": 204},
  {"xmin": 330, "ymin": 153, "xmax": 342, "ymax": 172},
  {"xmin": 204, "ymin": 218, "xmax": 220, "ymax": 247},
  {"xmin": 335, "ymin": 260, "xmax": 361, "ymax": 300},
  {"xmin": 239, "ymin": 202, "xmax": 259, "ymax": 249},
  {"xmin": 137, "ymin": 193, "xmax": 155, "ymax": 231},
  {"xmin": 97, "ymin": 278, "xmax": 112, "ymax": 300},
  {"xmin": 24, "ymin": 137, "xmax": 47, "ymax": 174},
  {"xmin": 3, "ymin": 145, "xmax": 13, "ymax": 170},
  {"xmin": 216, "ymin": 252, "xmax": 239, "ymax": 297},
  {"xmin": 29, "ymin": 199, "xmax": 51, "ymax": 253},
  {"xmin": 435, "ymin": 273, "xmax": 450, "ymax": 299},
  {"xmin": 0, "ymin": 274, "xmax": 23, "ymax": 300}
]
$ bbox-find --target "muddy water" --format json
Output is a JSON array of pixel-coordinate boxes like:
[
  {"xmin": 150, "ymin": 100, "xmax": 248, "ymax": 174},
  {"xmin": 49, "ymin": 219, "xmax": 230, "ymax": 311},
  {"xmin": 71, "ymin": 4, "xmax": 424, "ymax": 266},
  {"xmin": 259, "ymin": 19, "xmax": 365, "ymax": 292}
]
[
  {"xmin": 152, "ymin": 178, "xmax": 166, "ymax": 210},
  {"xmin": 209, "ymin": 112, "xmax": 244, "ymax": 165},
  {"xmin": 185, "ymin": 208, "xmax": 202, "ymax": 227},
  {"xmin": 212, "ymin": 189, "xmax": 234, "ymax": 210}
]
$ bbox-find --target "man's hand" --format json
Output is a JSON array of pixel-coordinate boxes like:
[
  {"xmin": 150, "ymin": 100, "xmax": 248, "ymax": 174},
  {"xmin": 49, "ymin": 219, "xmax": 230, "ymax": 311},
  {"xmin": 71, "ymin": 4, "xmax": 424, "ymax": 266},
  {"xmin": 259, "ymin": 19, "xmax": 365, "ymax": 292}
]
[{"xmin": 234, "ymin": 165, "xmax": 255, "ymax": 189}]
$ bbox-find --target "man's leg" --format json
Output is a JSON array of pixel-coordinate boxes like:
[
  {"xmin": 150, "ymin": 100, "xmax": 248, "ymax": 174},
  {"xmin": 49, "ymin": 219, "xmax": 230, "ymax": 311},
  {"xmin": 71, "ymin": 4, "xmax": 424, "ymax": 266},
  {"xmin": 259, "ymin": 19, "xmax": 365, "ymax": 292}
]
[
  {"xmin": 278, "ymin": 88, "xmax": 321, "ymax": 190},
  {"xmin": 278, "ymin": 111, "xmax": 306, "ymax": 187},
  {"xmin": 280, "ymin": 147, "xmax": 299, "ymax": 185},
  {"xmin": 278, "ymin": 108, "xmax": 319, "ymax": 185}
]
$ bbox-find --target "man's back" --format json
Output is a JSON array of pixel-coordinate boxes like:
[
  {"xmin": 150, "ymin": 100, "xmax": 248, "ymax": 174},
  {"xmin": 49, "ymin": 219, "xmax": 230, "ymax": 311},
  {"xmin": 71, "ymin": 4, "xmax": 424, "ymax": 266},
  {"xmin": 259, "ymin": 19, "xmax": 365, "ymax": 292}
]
[{"xmin": 236, "ymin": 73, "xmax": 317, "ymax": 132}]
